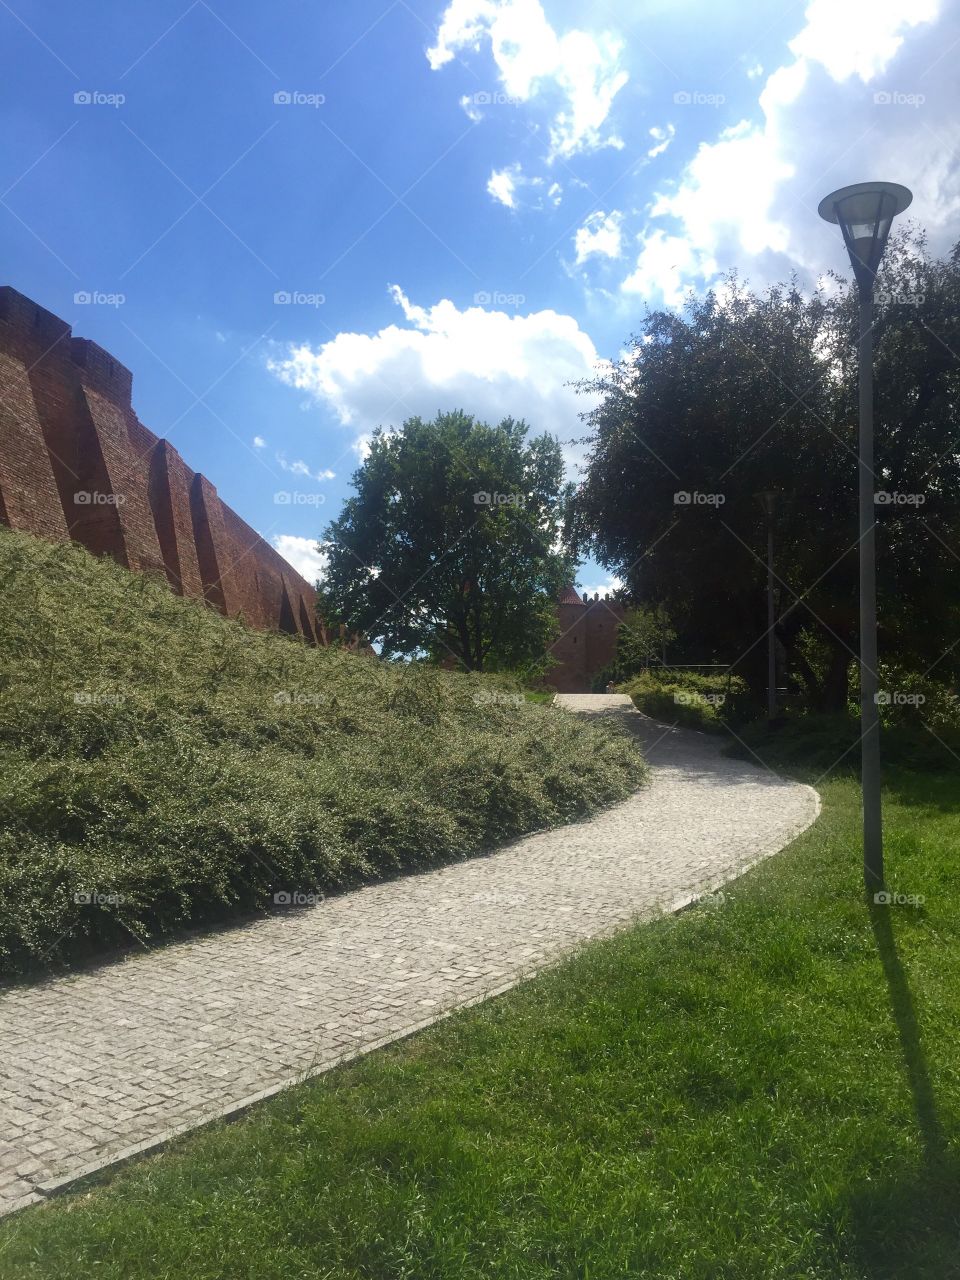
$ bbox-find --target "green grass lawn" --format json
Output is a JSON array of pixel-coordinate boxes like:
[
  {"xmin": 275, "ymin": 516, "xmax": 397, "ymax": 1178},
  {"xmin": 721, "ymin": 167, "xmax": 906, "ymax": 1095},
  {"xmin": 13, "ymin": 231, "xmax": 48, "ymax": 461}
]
[{"xmin": 2, "ymin": 753, "xmax": 959, "ymax": 1278}]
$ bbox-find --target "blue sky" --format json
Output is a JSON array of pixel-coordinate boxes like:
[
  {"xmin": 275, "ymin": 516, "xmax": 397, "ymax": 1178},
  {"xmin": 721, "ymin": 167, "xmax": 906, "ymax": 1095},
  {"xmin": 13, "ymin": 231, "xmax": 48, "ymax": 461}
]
[{"xmin": 2, "ymin": 0, "xmax": 958, "ymax": 591}]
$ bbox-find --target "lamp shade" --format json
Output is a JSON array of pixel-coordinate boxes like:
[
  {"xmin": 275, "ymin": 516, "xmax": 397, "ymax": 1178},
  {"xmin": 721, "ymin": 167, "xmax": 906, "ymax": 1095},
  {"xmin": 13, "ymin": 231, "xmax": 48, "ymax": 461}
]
[
  {"xmin": 755, "ymin": 490, "xmax": 778, "ymax": 518},
  {"xmin": 818, "ymin": 182, "xmax": 912, "ymax": 292}
]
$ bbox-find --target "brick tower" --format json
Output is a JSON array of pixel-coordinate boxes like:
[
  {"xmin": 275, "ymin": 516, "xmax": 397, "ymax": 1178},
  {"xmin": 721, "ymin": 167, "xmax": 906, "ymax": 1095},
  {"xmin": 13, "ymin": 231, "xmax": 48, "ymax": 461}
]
[{"xmin": 545, "ymin": 587, "xmax": 625, "ymax": 693}]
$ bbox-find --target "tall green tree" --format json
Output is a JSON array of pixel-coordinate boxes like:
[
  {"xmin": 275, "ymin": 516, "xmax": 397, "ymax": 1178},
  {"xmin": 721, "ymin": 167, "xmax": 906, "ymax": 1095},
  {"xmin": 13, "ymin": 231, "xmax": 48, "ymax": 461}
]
[
  {"xmin": 617, "ymin": 604, "xmax": 677, "ymax": 673},
  {"xmin": 317, "ymin": 410, "xmax": 573, "ymax": 672},
  {"xmin": 569, "ymin": 232, "xmax": 960, "ymax": 710}
]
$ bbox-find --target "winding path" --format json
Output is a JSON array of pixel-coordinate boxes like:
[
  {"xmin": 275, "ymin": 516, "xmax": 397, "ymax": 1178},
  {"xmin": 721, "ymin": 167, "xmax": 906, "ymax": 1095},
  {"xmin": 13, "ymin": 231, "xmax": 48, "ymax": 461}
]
[{"xmin": 0, "ymin": 695, "xmax": 819, "ymax": 1216}]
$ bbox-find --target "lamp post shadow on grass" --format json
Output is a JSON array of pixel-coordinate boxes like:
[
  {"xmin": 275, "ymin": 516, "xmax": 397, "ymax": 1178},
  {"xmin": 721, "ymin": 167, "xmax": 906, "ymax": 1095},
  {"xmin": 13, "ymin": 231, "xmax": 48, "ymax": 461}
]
[
  {"xmin": 868, "ymin": 901, "xmax": 946, "ymax": 1166},
  {"xmin": 843, "ymin": 902, "xmax": 958, "ymax": 1277}
]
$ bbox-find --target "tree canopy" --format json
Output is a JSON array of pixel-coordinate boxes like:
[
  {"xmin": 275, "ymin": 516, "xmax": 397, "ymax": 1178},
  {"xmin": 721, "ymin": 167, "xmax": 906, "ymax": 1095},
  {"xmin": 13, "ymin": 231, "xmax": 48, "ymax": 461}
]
[
  {"xmin": 569, "ymin": 232, "xmax": 960, "ymax": 708},
  {"xmin": 316, "ymin": 410, "xmax": 573, "ymax": 672}
]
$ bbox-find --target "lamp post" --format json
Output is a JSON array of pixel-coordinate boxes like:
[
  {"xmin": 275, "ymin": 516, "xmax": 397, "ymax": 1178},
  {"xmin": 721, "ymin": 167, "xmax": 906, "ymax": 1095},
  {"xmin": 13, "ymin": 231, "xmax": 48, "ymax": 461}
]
[
  {"xmin": 755, "ymin": 490, "xmax": 778, "ymax": 722},
  {"xmin": 818, "ymin": 181, "xmax": 912, "ymax": 894}
]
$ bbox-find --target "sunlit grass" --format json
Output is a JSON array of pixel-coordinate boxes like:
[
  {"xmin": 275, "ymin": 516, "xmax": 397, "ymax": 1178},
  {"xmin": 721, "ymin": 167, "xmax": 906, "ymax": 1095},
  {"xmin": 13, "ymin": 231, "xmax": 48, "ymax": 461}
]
[{"xmin": 2, "ymin": 765, "xmax": 958, "ymax": 1277}]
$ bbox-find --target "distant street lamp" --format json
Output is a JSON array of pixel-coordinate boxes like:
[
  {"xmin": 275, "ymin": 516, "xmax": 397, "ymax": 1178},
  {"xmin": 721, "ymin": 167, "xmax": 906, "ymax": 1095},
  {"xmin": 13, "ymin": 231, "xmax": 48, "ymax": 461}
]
[
  {"xmin": 755, "ymin": 490, "xmax": 778, "ymax": 722},
  {"xmin": 818, "ymin": 181, "xmax": 912, "ymax": 894}
]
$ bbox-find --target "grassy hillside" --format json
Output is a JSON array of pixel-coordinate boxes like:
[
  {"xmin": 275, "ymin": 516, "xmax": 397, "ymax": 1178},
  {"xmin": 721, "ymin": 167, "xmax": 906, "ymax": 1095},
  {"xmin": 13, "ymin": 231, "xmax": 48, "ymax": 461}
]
[{"xmin": 0, "ymin": 528, "xmax": 645, "ymax": 978}]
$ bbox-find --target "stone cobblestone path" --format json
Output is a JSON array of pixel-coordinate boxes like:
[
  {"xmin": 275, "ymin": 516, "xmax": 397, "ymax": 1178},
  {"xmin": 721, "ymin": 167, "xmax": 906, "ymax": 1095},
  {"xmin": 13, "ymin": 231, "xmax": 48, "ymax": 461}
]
[{"xmin": 0, "ymin": 695, "xmax": 819, "ymax": 1216}]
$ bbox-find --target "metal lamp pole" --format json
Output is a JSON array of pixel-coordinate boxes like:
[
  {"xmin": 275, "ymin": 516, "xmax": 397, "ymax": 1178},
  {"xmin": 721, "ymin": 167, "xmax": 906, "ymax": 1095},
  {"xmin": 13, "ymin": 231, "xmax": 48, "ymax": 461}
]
[
  {"xmin": 819, "ymin": 181, "xmax": 912, "ymax": 895},
  {"xmin": 857, "ymin": 287, "xmax": 882, "ymax": 891}
]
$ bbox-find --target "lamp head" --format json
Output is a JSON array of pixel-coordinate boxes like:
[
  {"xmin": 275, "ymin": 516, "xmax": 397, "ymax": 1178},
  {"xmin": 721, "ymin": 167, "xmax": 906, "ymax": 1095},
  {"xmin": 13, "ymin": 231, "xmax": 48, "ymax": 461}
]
[
  {"xmin": 818, "ymin": 182, "xmax": 912, "ymax": 294},
  {"xmin": 755, "ymin": 490, "xmax": 778, "ymax": 518}
]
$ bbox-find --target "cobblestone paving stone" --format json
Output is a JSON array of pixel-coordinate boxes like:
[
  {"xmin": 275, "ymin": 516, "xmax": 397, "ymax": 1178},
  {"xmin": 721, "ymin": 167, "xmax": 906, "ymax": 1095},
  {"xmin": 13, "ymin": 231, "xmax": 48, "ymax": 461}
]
[{"xmin": 0, "ymin": 696, "xmax": 819, "ymax": 1215}]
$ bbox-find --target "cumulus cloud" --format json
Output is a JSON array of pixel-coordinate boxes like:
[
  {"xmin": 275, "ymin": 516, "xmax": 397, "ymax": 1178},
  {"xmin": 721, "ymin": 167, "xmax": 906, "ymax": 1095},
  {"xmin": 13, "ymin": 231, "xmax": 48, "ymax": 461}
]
[
  {"xmin": 488, "ymin": 164, "xmax": 520, "ymax": 207},
  {"xmin": 788, "ymin": 0, "xmax": 939, "ymax": 82},
  {"xmin": 580, "ymin": 574, "xmax": 623, "ymax": 597},
  {"xmin": 271, "ymin": 535, "xmax": 327, "ymax": 584},
  {"xmin": 621, "ymin": 0, "xmax": 957, "ymax": 306},
  {"xmin": 268, "ymin": 285, "xmax": 605, "ymax": 474},
  {"xmin": 459, "ymin": 92, "xmax": 485, "ymax": 122},
  {"xmin": 427, "ymin": 0, "xmax": 628, "ymax": 159},
  {"xmin": 646, "ymin": 123, "xmax": 675, "ymax": 158},
  {"xmin": 574, "ymin": 210, "xmax": 624, "ymax": 264},
  {"xmin": 276, "ymin": 455, "xmax": 335, "ymax": 482},
  {"xmin": 253, "ymin": 435, "xmax": 266, "ymax": 448},
  {"xmin": 621, "ymin": 228, "xmax": 718, "ymax": 309},
  {"xmin": 486, "ymin": 163, "xmax": 561, "ymax": 210}
]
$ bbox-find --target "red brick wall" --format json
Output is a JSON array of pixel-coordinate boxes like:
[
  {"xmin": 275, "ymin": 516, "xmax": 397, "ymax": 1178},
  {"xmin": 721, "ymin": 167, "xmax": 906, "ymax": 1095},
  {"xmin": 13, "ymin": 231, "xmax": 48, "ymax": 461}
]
[
  {"xmin": 143, "ymin": 437, "xmax": 205, "ymax": 599},
  {"xmin": 0, "ymin": 285, "xmax": 325, "ymax": 642},
  {"xmin": 0, "ymin": 349, "xmax": 68, "ymax": 542},
  {"xmin": 585, "ymin": 596, "xmax": 624, "ymax": 676},
  {"xmin": 546, "ymin": 600, "xmax": 589, "ymax": 692}
]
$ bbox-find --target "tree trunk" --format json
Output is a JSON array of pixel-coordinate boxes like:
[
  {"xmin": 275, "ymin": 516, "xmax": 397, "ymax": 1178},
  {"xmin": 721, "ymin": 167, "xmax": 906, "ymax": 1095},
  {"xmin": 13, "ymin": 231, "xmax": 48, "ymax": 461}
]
[
  {"xmin": 816, "ymin": 641, "xmax": 851, "ymax": 712},
  {"xmin": 780, "ymin": 631, "xmax": 850, "ymax": 713}
]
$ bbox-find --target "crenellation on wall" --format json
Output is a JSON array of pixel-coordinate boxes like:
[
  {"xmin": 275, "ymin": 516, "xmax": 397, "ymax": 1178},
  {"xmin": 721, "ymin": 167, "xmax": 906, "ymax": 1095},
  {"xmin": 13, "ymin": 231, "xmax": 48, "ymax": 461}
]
[
  {"xmin": 70, "ymin": 338, "xmax": 133, "ymax": 409},
  {"xmin": 0, "ymin": 287, "xmax": 71, "ymax": 359}
]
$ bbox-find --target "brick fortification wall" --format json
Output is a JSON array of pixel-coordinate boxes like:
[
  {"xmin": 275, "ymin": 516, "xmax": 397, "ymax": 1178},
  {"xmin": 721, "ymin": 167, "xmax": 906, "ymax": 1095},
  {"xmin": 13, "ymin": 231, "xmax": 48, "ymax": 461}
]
[
  {"xmin": 545, "ymin": 588, "xmax": 625, "ymax": 693},
  {"xmin": 0, "ymin": 285, "xmax": 341, "ymax": 646}
]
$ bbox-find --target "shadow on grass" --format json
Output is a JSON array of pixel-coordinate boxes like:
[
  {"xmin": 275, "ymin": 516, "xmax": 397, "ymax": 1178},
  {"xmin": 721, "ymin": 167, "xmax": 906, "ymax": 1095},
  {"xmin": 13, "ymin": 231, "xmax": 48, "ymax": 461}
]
[
  {"xmin": 883, "ymin": 768, "xmax": 960, "ymax": 814},
  {"xmin": 841, "ymin": 903, "xmax": 960, "ymax": 1278}
]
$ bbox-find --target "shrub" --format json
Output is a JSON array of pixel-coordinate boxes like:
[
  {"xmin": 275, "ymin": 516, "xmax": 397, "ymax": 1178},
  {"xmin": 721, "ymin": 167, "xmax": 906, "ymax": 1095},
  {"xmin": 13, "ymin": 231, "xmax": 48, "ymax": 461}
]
[
  {"xmin": 0, "ymin": 528, "xmax": 646, "ymax": 977},
  {"xmin": 723, "ymin": 712, "xmax": 960, "ymax": 776},
  {"xmin": 620, "ymin": 669, "xmax": 754, "ymax": 733}
]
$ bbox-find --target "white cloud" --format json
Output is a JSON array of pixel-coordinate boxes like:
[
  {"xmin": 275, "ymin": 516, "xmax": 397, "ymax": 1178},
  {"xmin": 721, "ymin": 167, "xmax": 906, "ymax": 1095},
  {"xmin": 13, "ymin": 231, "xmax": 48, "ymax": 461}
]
[
  {"xmin": 272, "ymin": 535, "xmax": 327, "ymax": 585},
  {"xmin": 269, "ymin": 284, "xmax": 605, "ymax": 476},
  {"xmin": 621, "ymin": 229, "xmax": 717, "ymax": 309},
  {"xmin": 574, "ymin": 210, "xmax": 623, "ymax": 264},
  {"xmin": 352, "ymin": 433, "xmax": 373, "ymax": 461},
  {"xmin": 487, "ymin": 164, "xmax": 519, "ymax": 207},
  {"xmin": 487, "ymin": 163, "xmax": 560, "ymax": 210},
  {"xmin": 428, "ymin": 0, "xmax": 628, "ymax": 160},
  {"xmin": 788, "ymin": 0, "xmax": 939, "ymax": 82},
  {"xmin": 646, "ymin": 123, "xmax": 675, "ymax": 158},
  {"xmin": 275, "ymin": 454, "xmax": 335, "ymax": 483},
  {"xmin": 650, "ymin": 111, "xmax": 797, "ymax": 260},
  {"xmin": 459, "ymin": 92, "xmax": 484, "ymax": 122},
  {"xmin": 253, "ymin": 435, "xmax": 266, "ymax": 449},
  {"xmin": 620, "ymin": 0, "xmax": 954, "ymax": 306},
  {"xmin": 580, "ymin": 574, "xmax": 623, "ymax": 598}
]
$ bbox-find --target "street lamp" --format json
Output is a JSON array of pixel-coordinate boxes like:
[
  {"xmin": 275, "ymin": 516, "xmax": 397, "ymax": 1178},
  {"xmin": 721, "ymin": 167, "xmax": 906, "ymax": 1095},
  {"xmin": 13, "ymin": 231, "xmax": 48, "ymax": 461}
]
[
  {"xmin": 755, "ymin": 490, "xmax": 778, "ymax": 722},
  {"xmin": 818, "ymin": 181, "xmax": 912, "ymax": 894}
]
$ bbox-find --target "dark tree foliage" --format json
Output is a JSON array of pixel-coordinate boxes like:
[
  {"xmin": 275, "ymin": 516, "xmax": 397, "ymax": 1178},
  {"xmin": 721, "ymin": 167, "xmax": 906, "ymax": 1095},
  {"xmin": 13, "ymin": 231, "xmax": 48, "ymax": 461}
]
[
  {"xmin": 317, "ymin": 410, "xmax": 574, "ymax": 672},
  {"xmin": 569, "ymin": 232, "xmax": 960, "ymax": 709}
]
